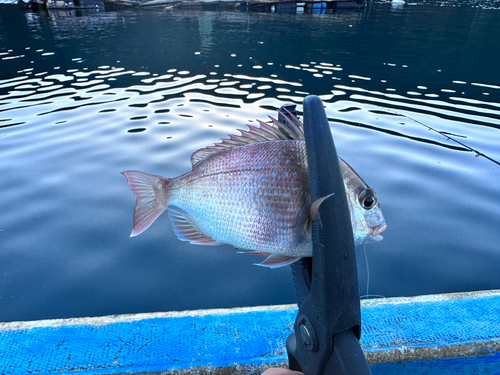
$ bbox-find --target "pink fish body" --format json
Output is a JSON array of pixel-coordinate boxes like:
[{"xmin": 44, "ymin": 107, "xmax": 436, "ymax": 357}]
[{"xmin": 123, "ymin": 112, "xmax": 386, "ymax": 268}]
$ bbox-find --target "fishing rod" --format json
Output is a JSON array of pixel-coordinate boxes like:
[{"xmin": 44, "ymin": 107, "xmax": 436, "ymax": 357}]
[{"xmin": 377, "ymin": 106, "xmax": 500, "ymax": 167}]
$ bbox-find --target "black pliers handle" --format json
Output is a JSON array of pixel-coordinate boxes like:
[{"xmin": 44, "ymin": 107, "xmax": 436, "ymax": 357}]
[{"xmin": 284, "ymin": 96, "xmax": 372, "ymax": 375}]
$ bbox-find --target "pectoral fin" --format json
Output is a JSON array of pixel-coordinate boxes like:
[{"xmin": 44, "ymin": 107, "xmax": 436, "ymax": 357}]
[
  {"xmin": 305, "ymin": 193, "xmax": 335, "ymax": 235},
  {"xmin": 167, "ymin": 207, "xmax": 222, "ymax": 246}
]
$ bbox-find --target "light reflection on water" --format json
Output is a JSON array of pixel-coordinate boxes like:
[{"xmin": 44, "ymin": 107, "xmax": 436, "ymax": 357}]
[{"xmin": 0, "ymin": 3, "xmax": 499, "ymax": 322}]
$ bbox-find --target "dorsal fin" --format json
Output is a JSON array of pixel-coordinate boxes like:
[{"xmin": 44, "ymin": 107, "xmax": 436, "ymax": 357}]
[{"xmin": 190, "ymin": 109, "xmax": 304, "ymax": 166}]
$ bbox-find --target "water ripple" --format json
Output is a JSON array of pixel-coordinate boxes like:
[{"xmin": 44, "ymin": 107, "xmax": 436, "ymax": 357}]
[{"xmin": 0, "ymin": 4, "xmax": 499, "ymax": 322}]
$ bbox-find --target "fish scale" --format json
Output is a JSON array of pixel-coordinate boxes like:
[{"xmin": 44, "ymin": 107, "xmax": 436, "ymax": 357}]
[
  {"xmin": 122, "ymin": 111, "xmax": 386, "ymax": 268},
  {"xmin": 168, "ymin": 140, "xmax": 311, "ymax": 256}
]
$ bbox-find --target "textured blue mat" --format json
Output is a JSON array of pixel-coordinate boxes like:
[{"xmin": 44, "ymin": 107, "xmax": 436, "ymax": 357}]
[{"xmin": 1, "ymin": 290, "xmax": 499, "ymax": 374}]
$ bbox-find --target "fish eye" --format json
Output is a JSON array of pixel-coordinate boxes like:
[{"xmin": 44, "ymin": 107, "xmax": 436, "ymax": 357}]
[{"xmin": 358, "ymin": 188, "xmax": 377, "ymax": 210}]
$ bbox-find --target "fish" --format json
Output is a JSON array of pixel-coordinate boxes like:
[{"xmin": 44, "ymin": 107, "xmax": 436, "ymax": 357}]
[{"xmin": 122, "ymin": 111, "xmax": 386, "ymax": 268}]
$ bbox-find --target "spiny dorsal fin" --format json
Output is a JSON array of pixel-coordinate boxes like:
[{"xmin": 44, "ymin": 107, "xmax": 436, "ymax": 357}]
[{"xmin": 190, "ymin": 109, "xmax": 304, "ymax": 166}]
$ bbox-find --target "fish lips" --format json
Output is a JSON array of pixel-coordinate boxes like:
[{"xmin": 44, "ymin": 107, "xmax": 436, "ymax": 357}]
[{"xmin": 366, "ymin": 222, "xmax": 387, "ymax": 243}]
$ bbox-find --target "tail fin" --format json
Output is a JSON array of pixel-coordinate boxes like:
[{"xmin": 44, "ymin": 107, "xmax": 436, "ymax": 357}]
[{"xmin": 121, "ymin": 171, "xmax": 170, "ymax": 237}]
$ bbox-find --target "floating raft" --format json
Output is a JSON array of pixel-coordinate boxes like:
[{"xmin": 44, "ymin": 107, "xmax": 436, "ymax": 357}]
[
  {"xmin": 101, "ymin": 0, "xmax": 364, "ymax": 10},
  {"xmin": 1, "ymin": 290, "xmax": 499, "ymax": 374}
]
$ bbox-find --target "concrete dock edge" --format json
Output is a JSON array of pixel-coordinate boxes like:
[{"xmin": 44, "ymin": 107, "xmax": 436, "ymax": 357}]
[{"xmin": 1, "ymin": 290, "xmax": 499, "ymax": 374}]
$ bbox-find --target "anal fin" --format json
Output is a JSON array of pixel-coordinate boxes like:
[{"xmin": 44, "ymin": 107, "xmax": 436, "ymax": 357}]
[
  {"xmin": 167, "ymin": 206, "xmax": 222, "ymax": 246},
  {"xmin": 254, "ymin": 254, "xmax": 300, "ymax": 268}
]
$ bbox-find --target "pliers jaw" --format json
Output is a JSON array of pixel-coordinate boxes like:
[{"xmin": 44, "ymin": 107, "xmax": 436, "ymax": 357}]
[{"xmin": 282, "ymin": 97, "xmax": 372, "ymax": 375}]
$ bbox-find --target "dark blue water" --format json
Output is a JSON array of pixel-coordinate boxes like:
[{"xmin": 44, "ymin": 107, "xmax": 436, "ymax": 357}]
[{"xmin": 1, "ymin": 2, "xmax": 499, "ymax": 322}]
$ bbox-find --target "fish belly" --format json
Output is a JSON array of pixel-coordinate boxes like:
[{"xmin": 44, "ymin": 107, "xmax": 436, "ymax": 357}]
[{"xmin": 169, "ymin": 140, "xmax": 312, "ymax": 257}]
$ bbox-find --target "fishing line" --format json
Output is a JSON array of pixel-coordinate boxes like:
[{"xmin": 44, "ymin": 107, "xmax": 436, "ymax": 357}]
[
  {"xmin": 359, "ymin": 245, "xmax": 386, "ymax": 300},
  {"xmin": 363, "ymin": 244, "xmax": 370, "ymax": 297},
  {"xmin": 377, "ymin": 106, "xmax": 500, "ymax": 167}
]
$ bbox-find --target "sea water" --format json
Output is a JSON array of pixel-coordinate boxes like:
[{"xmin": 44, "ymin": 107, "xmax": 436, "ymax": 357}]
[{"xmin": 0, "ymin": 2, "xmax": 499, "ymax": 321}]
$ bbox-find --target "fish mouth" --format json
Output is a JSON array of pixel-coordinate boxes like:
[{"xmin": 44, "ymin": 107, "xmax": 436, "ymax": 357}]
[{"xmin": 370, "ymin": 222, "xmax": 387, "ymax": 242}]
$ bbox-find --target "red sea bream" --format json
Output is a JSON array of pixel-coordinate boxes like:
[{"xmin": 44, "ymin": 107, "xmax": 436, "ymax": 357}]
[{"xmin": 122, "ymin": 112, "xmax": 386, "ymax": 268}]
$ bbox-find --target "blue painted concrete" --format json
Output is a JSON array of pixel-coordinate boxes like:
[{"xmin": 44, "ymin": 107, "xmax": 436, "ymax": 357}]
[
  {"xmin": 0, "ymin": 309, "xmax": 296, "ymax": 374},
  {"xmin": 1, "ymin": 291, "xmax": 499, "ymax": 374},
  {"xmin": 361, "ymin": 292, "xmax": 500, "ymax": 353},
  {"xmin": 370, "ymin": 351, "xmax": 500, "ymax": 375}
]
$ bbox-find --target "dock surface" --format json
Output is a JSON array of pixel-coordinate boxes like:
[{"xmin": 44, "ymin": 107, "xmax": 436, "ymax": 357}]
[{"xmin": 1, "ymin": 290, "xmax": 499, "ymax": 374}]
